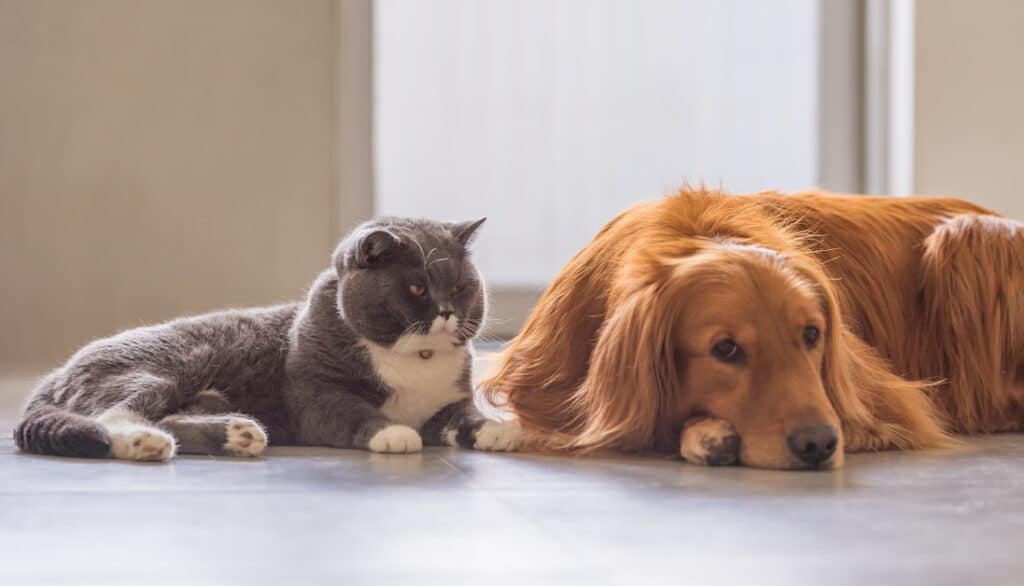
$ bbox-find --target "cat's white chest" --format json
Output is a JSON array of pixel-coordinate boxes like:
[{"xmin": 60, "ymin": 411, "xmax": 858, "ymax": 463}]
[{"xmin": 364, "ymin": 339, "xmax": 469, "ymax": 429}]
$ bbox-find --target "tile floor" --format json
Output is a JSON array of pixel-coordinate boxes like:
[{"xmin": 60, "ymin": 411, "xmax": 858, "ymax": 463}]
[{"xmin": 1, "ymin": 375, "xmax": 1022, "ymax": 585}]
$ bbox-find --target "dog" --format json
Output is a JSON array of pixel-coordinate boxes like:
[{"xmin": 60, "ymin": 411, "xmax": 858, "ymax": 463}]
[{"xmin": 481, "ymin": 189, "xmax": 1024, "ymax": 469}]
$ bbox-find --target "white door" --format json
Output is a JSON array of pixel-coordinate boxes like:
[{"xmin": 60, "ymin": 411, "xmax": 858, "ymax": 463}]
[{"xmin": 374, "ymin": 0, "xmax": 860, "ymax": 332}]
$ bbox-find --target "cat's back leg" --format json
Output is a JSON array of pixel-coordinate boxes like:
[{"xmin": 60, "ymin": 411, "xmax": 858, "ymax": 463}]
[
  {"xmin": 157, "ymin": 389, "xmax": 268, "ymax": 457},
  {"xmin": 96, "ymin": 408, "xmax": 177, "ymax": 462},
  {"xmin": 158, "ymin": 412, "xmax": 268, "ymax": 457},
  {"xmin": 89, "ymin": 372, "xmax": 191, "ymax": 462},
  {"xmin": 95, "ymin": 382, "xmax": 267, "ymax": 459},
  {"xmin": 18, "ymin": 369, "xmax": 186, "ymax": 461},
  {"xmin": 15, "ymin": 372, "xmax": 112, "ymax": 458}
]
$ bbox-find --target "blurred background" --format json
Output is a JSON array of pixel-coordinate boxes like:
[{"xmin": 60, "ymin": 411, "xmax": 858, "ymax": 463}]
[{"xmin": 2, "ymin": 0, "xmax": 1022, "ymax": 376}]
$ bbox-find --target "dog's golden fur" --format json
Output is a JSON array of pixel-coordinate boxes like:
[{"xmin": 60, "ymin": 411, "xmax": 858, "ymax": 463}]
[{"xmin": 481, "ymin": 189, "xmax": 1024, "ymax": 469}]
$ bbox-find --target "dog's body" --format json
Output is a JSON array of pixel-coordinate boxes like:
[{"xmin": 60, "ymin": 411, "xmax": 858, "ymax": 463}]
[{"xmin": 482, "ymin": 190, "xmax": 1024, "ymax": 469}]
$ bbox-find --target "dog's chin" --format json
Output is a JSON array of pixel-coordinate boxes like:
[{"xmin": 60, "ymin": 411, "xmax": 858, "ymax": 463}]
[
  {"xmin": 792, "ymin": 457, "xmax": 842, "ymax": 471},
  {"xmin": 739, "ymin": 449, "xmax": 844, "ymax": 471},
  {"xmin": 740, "ymin": 459, "xmax": 842, "ymax": 471}
]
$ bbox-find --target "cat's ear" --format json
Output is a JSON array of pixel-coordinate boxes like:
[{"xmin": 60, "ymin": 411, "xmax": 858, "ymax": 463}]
[
  {"xmin": 337, "ymin": 228, "xmax": 401, "ymax": 270},
  {"xmin": 451, "ymin": 217, "xmax": 486, "ymax": 247},
  {"xmin": 356, "ymin": 229, "xmax": 401, "ymax": 267}
]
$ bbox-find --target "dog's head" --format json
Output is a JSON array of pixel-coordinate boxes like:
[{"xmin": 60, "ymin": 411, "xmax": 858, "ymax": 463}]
[
  {"xmin": 571, "ymin": 242, "xmax": 848, "ymax": 469},
  {"xmin": 671, "ymin": 245, "xmax": 845, "ymax": 469}
]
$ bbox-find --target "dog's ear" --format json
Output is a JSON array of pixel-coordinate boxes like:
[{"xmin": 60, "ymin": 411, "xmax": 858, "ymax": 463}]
[
  {"xmin": 567, "ymin": 282, "xmax": 683, "ymax": 451},
  {"xmin": 549, "ymin": 238, "xmax": 704, "ymax": 452},
  {"xmin": 796, "ymin": 257, "xmax": 951, "ymax": 451},
  {"xmin": 479, "ymin": 216, "xmax": 618, "ymax": 443}
]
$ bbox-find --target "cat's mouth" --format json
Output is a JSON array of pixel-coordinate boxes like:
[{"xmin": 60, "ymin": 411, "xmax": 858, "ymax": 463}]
[
  {"xmin": 390, "ymin": 327, "xmax": 463, "ymax": 356},
  {"xmin": 427, "ymin": 315, "xmax": 460, "ymax": 336}
]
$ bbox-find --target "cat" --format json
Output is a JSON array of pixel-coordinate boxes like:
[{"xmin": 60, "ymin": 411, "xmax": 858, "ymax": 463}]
[{"xmin": 13, "ymin": 217, "xmax": 520, "ymax": 461}]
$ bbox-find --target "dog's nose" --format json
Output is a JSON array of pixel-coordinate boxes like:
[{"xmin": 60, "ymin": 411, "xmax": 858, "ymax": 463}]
[{"xmin": 787, "ymin": 424, "xmax": 838, "ymax": 467}]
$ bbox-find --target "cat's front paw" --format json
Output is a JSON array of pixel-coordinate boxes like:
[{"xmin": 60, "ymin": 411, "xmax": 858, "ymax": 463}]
[
  {"xmin": 473, "ymin": 421, "xmax": 521, "ymax": 452},
  {"xmin": 368, "ymin": 425, "xmax": 423, "ymax": 454}
]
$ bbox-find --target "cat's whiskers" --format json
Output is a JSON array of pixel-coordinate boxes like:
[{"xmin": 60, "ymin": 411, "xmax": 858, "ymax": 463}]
[
  {"xmin": 413, "ymin": 240, "xmax": 428, "ymax": 266},
  {"xmin": 412, "ymin": 241, "xmax": 436, "ymax": 286},
  {"xmin": 459, "ymin": 315, "xmax": 507, "ymax": 333},
  {"xmin": 402, "ymin": 321, "xmax": 428, "ymax": 337}
]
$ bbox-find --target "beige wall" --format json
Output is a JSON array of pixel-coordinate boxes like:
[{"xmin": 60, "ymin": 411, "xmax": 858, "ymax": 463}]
[
  {"xmin": 915, "ymin": 0, "xmax": 1024, "ymax": 218},
  {"xmin": 0, "ymin": 0, "xmax": 341, "ymax": 371}
]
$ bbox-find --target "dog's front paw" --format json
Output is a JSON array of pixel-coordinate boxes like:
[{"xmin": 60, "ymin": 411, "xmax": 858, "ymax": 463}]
[
  {"xmin": 473, "ymin": 420, "xmax": 521, "ymax": 452},
  {"xmin": 842, "ymin": 424, "xmax": 890, "ymax": 452},
  {"xmin": 680, "ymin": 417, "xmax": 739, "ymax": 466},
  {"xmin": 368, "ymin": 425, "xmax": 423, "ymax": 454}
]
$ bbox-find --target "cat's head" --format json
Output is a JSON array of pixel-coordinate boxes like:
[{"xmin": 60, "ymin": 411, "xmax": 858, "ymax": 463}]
[{"xmin": 333, "ymin": 217, "xmax": 487, "ymax": 351}]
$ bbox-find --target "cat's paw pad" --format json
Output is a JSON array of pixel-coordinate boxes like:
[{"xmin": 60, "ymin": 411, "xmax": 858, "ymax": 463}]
[
  {"xmin": 444, "ymin": 428, "xmax": 459, "ymax": 447},
  {"xmin": 223, "ymin": 419, "xmax": 267, "ymax": 457},
  {"xmin": 110, "ymin": 426, "xmax": 176, "ymax": 462},
  {"xmin": 368, "ymin": 425, "xmax": 423, "ymax": 454},
  {"xmin": 680, "ymin": 417, "xmax": 739, "ymax": 466},
  {"xmin": 473, "ymin": 421, "xmax": 521, "ymax": 452}
]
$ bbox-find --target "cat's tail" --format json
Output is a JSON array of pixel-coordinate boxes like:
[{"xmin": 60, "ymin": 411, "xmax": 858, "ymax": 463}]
[{"xmin": 13, "ymin": 402, "xmax": 111, "ymax": 459}]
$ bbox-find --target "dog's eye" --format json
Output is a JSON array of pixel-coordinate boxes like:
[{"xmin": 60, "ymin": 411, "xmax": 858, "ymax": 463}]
[
  {"xmin": 409, "ymin": 284, "xmax": 426, "ymax": 297},
  {"xmin": 711, "ymin": 339, "xmax": 745, "ymax": 364},
  {"xmin": 803, "ymin": 325, "xmax": 821, "ymax": 348}
]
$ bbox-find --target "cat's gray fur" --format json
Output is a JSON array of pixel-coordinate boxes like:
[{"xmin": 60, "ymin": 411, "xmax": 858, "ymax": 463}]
[{"xmin": 14, "ymin": 217, "xmax": 508, "ymax": 459}]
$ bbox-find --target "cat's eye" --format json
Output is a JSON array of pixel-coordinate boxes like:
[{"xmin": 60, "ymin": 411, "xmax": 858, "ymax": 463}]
[
  {"xmin": 452, "ymin": 283, "xmax": 466, "ymax": 295},
  {"xmin": 409, "ymin": 284, "xmax": 425, "ymax": 297}
]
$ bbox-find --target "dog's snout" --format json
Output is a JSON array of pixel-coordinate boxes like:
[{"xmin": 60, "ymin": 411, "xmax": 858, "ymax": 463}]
[{"xmin": 787, "ymin": 424, "xmax": 838, "ymax": 467}]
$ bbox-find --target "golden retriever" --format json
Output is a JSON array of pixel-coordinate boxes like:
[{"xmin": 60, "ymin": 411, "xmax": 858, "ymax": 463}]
[{"xmin": 481, "ymin": 189, "xmax": 1024, "ymax": 469}]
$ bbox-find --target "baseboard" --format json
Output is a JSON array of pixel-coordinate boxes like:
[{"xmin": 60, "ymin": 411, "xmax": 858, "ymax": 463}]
[{"xmin": 483, "ymin": 286, "xmax": 544, "ymax": 339}]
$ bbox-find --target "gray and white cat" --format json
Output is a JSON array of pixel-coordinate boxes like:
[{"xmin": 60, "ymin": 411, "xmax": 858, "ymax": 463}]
[{"xmin": 14, "ymin": 217, "xmax": 519, "ymax": 461}]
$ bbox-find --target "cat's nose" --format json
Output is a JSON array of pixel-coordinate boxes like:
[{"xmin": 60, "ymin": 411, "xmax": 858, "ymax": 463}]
[{"xmin": 437, "ymin": 302, "xmax": 455, "ymax": 320}]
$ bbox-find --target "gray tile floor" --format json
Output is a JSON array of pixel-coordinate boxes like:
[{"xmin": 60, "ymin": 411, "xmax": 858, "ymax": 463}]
[{"xmin": 2, "ymin": 374, "xmax": 1023, "ymax": 586}]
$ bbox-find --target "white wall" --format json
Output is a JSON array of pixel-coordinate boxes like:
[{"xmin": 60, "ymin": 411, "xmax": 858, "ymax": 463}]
[
  {"xmin": 914, "ymin": 0, "xmax": 1024, "ymax": 219},
  {"xmin": 374, "ymin": 0, "xmax": 824, "ymax": 287}
]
